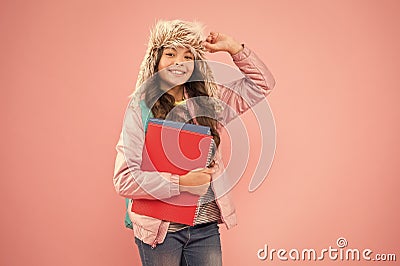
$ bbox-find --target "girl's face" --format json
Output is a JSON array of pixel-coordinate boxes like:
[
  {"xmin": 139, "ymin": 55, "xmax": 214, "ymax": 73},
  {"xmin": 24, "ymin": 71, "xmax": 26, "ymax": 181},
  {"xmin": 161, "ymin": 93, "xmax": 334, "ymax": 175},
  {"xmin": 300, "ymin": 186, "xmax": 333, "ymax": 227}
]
[{"xmin": 157, "ymin": 46, "xmax": 195, "ymax": 91}]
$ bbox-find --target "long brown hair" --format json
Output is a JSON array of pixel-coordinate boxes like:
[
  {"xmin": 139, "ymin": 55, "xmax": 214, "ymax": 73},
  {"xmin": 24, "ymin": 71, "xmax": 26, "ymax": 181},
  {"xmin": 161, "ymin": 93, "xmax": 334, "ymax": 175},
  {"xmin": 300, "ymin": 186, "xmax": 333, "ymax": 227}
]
[{"xmin": 144, "ymin": 47, "xmax": 221, "ymax": 149}]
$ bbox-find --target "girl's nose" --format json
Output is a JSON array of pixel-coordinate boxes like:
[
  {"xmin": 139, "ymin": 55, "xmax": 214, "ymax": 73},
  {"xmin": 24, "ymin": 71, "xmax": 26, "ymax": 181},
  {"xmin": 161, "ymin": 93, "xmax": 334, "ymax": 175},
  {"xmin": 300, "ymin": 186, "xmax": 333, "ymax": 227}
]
[
  {"xmin": 173, "ymin": 55, "xmax": 185, "ymax": 66},
  {"xmin": 174, "ymin": 59, "xmax": 183, "ymax": 66}
]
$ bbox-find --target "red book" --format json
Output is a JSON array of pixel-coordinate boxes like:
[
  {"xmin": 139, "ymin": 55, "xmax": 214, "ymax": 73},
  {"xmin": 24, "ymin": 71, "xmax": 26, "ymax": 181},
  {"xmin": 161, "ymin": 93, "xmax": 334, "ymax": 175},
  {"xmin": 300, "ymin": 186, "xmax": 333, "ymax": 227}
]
[{"xmin": 131, "ymin": 119, "xmax": 214, "ymax": 225}]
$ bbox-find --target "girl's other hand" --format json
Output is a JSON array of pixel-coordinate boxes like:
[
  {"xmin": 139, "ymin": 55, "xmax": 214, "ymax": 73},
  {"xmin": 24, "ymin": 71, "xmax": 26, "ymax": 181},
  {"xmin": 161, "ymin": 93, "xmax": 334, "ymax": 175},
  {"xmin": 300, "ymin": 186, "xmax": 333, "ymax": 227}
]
[
  {"xmin": 179, "ymin": 167, "xmax": 215, "ymax": 196},
  {"xmin": 201, "ymin": 32, "xmax": 243, "ymax": 55}
]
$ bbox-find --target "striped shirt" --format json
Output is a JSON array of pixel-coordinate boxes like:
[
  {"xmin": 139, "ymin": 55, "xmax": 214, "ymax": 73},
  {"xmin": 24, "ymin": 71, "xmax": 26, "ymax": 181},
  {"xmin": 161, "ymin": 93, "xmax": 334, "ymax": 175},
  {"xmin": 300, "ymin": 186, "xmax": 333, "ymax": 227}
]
[{"xmin": 168, "ymin": 186, "xmax": 221, "ymax": 232}]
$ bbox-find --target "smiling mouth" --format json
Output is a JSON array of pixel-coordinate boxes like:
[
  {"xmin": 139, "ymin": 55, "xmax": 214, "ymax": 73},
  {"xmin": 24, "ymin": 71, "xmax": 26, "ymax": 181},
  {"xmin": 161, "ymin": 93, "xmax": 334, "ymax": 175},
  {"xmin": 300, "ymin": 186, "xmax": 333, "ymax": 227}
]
[{"xmin": 168, "ymin": 69, "xmax": 186, "ymax": 75}]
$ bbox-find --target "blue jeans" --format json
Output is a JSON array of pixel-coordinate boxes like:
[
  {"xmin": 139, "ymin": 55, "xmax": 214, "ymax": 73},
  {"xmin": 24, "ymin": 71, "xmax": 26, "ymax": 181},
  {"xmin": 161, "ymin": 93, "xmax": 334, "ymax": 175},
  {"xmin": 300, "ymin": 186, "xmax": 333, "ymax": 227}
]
[{"xmin": 134, "ymin": 222, "xmax": 222, "ymax": 266}]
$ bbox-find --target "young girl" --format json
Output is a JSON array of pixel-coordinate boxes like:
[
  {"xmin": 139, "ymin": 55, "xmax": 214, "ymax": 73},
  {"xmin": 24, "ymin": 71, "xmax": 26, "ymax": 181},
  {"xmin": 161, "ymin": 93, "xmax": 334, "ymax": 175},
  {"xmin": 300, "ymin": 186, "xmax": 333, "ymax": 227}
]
[{"xmin": 113, "ymin": 20, "xmax": 275, "ymax": 266}]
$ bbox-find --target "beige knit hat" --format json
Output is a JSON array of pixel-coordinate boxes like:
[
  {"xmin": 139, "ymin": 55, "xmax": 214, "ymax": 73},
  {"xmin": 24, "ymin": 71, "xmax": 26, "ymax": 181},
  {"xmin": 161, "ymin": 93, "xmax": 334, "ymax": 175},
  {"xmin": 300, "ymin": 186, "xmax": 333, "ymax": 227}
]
[{"xmin": 130, "ymin": 20, "xmax": 220, "ymax": 107}]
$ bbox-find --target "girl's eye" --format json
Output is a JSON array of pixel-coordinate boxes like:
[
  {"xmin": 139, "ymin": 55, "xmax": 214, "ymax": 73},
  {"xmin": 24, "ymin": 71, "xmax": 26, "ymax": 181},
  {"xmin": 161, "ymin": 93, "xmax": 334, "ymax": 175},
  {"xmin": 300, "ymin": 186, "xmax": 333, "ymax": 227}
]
[
  {"xmin": 166, "ymin": 53, "xmax": 174, "ymax": 56},
  {"xmin": 185, "ymin": 56, "xmax": 194, "ymax": 60}
]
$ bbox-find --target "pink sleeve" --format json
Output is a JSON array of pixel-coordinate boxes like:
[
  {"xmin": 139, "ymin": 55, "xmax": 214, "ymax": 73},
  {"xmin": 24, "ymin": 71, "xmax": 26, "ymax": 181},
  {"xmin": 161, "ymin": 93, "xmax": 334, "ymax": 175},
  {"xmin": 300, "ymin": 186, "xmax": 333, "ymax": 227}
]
[
  {"xmin": 113, "ymin": 105, "xmax": 181, "ymax": 200},
  {"xmin": 219, "ymin": 46, "xmax": 276, "ymax": 124}
]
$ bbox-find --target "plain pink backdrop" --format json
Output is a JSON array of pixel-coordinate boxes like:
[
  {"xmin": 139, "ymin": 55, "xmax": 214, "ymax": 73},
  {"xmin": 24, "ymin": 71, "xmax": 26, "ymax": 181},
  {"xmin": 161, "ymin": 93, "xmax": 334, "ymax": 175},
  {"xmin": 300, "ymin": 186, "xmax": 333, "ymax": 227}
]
[{"xmin": 1, "ymin": 0, "xmax": 399, "ymax": 265}]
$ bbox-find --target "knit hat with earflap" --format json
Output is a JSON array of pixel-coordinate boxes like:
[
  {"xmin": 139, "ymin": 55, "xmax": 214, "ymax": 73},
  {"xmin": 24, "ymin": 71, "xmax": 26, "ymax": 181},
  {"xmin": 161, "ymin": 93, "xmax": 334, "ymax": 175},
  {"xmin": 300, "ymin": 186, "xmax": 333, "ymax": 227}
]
[{"xmin": 130, "ymin": 20, "xmax": 221, "ymax": 111}]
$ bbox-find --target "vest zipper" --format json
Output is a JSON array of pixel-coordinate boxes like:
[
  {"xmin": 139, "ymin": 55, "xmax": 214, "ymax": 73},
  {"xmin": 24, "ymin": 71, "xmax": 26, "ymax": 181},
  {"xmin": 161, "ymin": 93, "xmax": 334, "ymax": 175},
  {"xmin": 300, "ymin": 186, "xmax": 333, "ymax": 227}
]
[{"xmin": 150, "ymin": 221, "xmax": 169, "ymax": 249}]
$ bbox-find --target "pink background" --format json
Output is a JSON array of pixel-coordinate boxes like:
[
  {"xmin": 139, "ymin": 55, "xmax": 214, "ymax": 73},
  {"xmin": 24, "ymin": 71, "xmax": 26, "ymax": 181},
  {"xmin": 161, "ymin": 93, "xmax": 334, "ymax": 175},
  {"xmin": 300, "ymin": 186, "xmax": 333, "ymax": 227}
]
[{"xmin": 1, "ymin": 0, "xmax": 399, "ymax": 265}]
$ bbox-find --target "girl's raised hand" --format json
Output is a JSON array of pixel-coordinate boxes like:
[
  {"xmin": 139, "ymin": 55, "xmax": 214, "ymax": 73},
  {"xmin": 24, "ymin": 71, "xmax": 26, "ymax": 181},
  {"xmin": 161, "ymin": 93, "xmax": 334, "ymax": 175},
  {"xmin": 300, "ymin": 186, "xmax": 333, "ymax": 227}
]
[{"xmin": 201, "ymin": 32, "xmax": 244, "ymax": 55}]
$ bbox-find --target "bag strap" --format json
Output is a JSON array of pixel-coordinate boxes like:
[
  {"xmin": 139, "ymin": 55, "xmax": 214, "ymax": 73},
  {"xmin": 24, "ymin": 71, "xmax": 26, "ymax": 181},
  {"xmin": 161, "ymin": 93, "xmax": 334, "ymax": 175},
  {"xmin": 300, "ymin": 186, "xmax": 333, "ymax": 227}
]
[
  {"xmin": 139, "ymin": 99, "xmax": 154, "ymax": 133},
  {"xmin": 124, "ymin": 100, "xmax": 153, "ymax": 229}
]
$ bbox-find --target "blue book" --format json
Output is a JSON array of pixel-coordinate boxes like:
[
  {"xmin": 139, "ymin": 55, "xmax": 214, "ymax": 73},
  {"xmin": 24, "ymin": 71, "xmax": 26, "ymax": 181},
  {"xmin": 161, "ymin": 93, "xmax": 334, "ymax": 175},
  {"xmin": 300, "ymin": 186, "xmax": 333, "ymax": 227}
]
[{"xmin": 148, "ymin": 118, "xmax": 211, "ymax": 135}]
